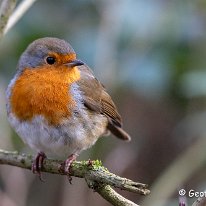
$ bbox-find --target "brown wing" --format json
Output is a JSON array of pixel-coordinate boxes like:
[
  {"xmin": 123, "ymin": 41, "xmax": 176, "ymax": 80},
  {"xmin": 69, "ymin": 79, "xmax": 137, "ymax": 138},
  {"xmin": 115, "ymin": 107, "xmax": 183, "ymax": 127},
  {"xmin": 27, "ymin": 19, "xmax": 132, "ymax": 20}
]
[
  {"xmin": 101, "ymin": 90, "xmax": 121, "ymax": 127},
  {"xmin": 77, "ymin": 64, "xmax": 131, "ymax": 141}
]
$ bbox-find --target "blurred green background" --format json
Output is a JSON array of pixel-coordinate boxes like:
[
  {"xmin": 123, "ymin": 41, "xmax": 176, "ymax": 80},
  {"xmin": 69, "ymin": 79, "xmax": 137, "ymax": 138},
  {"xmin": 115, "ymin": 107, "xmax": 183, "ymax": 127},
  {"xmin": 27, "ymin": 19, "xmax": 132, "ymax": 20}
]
[{"xmin": 1, "ymin": 0, "xmax": 206, "ymax": 205}]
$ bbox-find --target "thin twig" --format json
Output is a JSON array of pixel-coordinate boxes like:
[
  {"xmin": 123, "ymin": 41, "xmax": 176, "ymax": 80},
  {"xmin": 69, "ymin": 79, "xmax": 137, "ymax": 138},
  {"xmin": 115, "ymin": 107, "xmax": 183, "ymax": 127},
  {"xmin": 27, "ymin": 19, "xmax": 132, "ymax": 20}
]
[
  {"xmin": 4, "ymin": 0, "xmax": 37, "ymax": 35},
  {"xmin": 0, "ymin": 0, "xmax": 16, "ymax": 38},
  {"xmin": 0, "ymin": 149, "xmax": 150, "ymax": 206},
  {"xmin": 96, "ymin": 184, "xmax": 139, "ymax": 206},
  {"xmin": 192, "ymin": 197, "xmax": 206, "ymax": 206},
  {"xmin": 141, "ymin": 137, "xmax": 206, "ymax": 206}
]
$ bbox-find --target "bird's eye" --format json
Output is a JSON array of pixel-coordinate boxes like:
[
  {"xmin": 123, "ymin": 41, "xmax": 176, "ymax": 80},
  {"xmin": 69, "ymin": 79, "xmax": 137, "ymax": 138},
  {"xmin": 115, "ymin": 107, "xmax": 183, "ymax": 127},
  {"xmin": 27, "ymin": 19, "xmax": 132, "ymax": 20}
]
[{"xmin": 46, "ymin": 56, "xmax": 56, "ymax": 65}]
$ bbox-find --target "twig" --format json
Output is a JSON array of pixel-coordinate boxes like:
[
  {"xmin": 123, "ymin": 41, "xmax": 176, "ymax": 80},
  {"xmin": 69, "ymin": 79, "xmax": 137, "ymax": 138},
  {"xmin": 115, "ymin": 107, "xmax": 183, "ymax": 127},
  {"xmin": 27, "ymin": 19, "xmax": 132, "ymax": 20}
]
[
  {"xmin": 96, "ymin": 184, "xmax": 139, "ymax": 206},
  {"xmin": 4, "ymin": 0, "xmax": 37, "ymax": 35},
  {"xmin": 0, "ymin": 149, "xmax": 150, "ymax": 206},
  {"xmin": 0, "ymin": 0, "xmax": 16, "ymax": 38},
  {"xmin": 192, "ymin": 197, "xmax": 206, "ymax": 206},
  {"xmin": 141, "ymin": 137, "xmax": 206, "ymax": 206}
]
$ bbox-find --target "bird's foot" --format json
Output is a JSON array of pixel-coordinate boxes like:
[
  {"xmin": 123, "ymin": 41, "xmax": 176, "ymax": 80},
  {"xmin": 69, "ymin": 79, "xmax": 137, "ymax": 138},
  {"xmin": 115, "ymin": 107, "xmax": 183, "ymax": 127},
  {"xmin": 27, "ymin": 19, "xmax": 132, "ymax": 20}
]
[
  {"xmin": 65, "ymin": 154, "xmax": 77, "ymax": 173},
  {"xmin": 59, "ymin": 154, "xmax": 77, "ymax": 184},
  {"xmin": 32, "ymin": 152, "xmax": 46, "ymax": 181}
]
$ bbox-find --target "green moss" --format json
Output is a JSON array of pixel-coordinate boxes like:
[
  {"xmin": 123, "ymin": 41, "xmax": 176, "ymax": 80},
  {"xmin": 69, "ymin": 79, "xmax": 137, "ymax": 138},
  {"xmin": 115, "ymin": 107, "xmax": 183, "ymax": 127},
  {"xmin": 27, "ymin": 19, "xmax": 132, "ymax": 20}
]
[
  {"xmin": 90, "ymin": 160, "xmax": 109, "ymax": 172},
  {"xmin": 92, "ymin": 159, "xmax": 102, "ymax": 167}
]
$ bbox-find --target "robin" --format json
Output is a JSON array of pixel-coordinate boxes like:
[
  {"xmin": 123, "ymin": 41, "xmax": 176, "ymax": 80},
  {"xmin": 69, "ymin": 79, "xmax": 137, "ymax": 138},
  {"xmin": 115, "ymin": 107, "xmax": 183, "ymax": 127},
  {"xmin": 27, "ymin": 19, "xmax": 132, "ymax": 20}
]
[{"xmin": 6, "ymin": 37, "xmax": 131, "ymax": 178}]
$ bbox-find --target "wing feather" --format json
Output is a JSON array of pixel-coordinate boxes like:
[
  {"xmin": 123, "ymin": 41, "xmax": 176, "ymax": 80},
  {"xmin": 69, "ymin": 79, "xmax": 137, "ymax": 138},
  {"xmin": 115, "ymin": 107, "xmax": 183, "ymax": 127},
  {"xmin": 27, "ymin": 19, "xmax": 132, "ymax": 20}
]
[{"xmin": 77, "ymin": 65, "xmax": 131, "ymax": 141}]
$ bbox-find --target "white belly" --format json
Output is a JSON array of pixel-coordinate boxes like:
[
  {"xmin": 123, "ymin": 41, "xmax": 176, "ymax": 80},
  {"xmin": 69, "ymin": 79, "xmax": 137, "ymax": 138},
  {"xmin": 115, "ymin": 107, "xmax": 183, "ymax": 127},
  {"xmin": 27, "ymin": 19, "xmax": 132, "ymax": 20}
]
[{"xmin": 8, "ymin": 111, "xmax": 108, "ymax": 158}]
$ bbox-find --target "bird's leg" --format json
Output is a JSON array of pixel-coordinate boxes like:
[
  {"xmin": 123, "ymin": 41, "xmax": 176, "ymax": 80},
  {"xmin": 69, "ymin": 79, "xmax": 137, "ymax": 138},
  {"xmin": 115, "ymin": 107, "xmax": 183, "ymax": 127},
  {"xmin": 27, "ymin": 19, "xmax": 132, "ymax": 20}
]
[
  {"xmin": 65, "ymin": 153, "xmax": 77, "ymax": 173},
  {"xmin": 63, "ymin": 154, "xmax": 77, "ymax": 183},
  {"xmin": 32, "ymin": 151, "xmax": 46, "ymax": 181}
]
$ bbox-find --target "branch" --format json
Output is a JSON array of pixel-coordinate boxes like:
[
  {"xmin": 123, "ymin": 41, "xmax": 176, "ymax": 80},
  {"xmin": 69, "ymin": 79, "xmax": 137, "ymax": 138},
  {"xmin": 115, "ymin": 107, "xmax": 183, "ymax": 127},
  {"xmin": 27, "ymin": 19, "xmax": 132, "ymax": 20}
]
[
  {"xmin": 4, "ymin": 0, "xmax": 37, "ymax": 35},
  {"xmin": 0, "ymin": 0, "xmax": 37, "ymax": 39},
  {"xmin": 192, "ymin": 197, "xmax": 206, "ymax": 206},
  {"xmin": 0, "ymin": 149, "xmax": 150, "ymax": 206},
  {"xmin": 0, "ymin": 0, "xmax": 16, "ymax": 38},
  {"xmin": 141, "ymin": 136, "xmax": 206, "ymax": 206}
]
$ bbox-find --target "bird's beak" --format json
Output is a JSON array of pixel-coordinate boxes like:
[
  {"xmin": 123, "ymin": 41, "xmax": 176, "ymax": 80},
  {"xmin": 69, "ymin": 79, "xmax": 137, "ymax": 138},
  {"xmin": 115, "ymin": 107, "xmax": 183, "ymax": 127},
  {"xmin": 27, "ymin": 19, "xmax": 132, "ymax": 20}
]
[{"xmin": 65, "ymin": 59, "xmax": 84, "ymax": 67}]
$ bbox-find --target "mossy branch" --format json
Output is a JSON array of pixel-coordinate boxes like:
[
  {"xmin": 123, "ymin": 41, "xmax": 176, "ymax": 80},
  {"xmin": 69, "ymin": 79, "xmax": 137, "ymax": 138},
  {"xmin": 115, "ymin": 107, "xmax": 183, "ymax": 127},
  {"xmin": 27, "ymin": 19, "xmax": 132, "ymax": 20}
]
[{"xmin": 0, "ymin": 149, "xmax": 150, "ymax": 206}]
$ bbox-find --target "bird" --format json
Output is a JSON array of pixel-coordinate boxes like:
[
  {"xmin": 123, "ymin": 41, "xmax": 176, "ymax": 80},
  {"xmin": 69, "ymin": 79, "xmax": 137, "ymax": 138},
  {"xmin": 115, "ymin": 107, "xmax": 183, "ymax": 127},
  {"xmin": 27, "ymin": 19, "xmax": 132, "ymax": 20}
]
[{"xmin": 6, "ymin": 37, "xmax": 131, "ymax": 178}]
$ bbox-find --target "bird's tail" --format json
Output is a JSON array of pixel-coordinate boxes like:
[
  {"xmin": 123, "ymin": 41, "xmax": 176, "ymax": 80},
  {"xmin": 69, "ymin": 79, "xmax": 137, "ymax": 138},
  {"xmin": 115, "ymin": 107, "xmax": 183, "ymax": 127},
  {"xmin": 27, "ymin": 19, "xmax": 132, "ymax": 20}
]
[{"xmin": 107, "ymin": 122, "xmax": 131, "ymax": 141}]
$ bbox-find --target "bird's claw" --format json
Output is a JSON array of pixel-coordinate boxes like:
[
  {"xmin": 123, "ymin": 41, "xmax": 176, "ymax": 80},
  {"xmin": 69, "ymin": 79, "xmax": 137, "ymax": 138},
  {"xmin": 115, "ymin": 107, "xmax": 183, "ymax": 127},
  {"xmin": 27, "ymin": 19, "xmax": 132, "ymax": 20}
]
[
  {"xmin": 59, "ymin": 154, "xmax": 77, "ymax": 184},
  {"xmin": 32, "ymin": 152, "xmax": 46, "ymax": 181}
]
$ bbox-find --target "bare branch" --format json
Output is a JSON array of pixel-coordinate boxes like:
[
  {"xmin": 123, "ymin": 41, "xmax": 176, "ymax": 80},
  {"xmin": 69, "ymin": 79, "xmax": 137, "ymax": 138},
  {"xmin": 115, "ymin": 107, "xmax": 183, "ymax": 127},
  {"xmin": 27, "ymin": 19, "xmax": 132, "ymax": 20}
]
[
  {"xmin": 141, "ymin": 137, "xmax": 206, "ymax": 206},
  {"xmin": 4, "ymin": 0, "xmax": 37, "ymax": 35},
  {"xmin": 96, "ymin": 184, "xmax": 139, "ymax": 206},
  {"xmin": 0, "ymin": 149, "xmax": 150, "ymax": 206},
  {"xmin": 0, "ymin": 0, "xmax": 16, "ymax": 38},
  {"xmin": 192, "ymin": 197, "xmax": 206, "ymax": 206}
]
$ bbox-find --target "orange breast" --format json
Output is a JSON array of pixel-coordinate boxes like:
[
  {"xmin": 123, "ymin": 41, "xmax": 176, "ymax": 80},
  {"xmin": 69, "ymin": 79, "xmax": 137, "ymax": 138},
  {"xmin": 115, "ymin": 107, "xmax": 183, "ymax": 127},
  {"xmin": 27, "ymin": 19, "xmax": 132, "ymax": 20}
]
[{"xmin": 10, "ymin": 66, "xmax": 80, "ymax": 125}]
